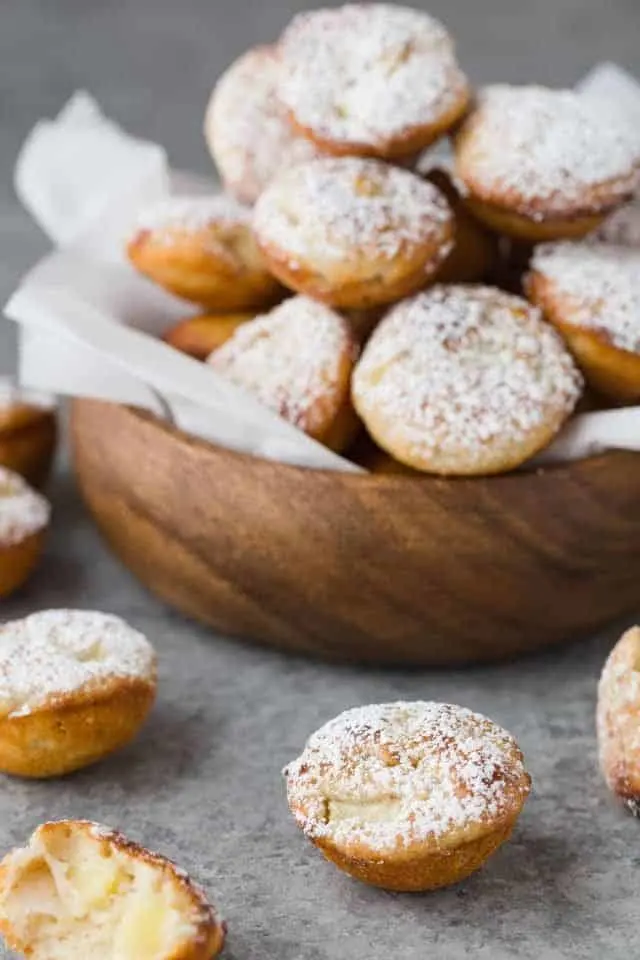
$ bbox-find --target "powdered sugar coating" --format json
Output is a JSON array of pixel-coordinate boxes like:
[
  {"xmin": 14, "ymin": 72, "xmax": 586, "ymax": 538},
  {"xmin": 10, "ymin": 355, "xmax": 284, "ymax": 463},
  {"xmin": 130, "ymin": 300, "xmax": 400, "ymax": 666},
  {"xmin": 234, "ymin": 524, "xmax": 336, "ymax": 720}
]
[
  {"xmin": 579, "ymin": 79, "xmax": 640, "ymax": 165},
  {"xmin": 352, "ymin": 286, "xmax": 582, "ymax": 474},
  {"xmin": 530, "ymin": 242, "xmax": 640, "ymax": 354},
  {"xmin": 254, "ymin": 157, "xmax": 452, "ymax": 264},
  {"xmin": 208, "ymin": 297, "xmax": 356, "ymax": 433},
  {"xmin": 0, "ymin": 610, "xmax": 156, "ymax": 718},
  {"xmin": 456, "ymin": 85, "xmax": 638, "ymax": 216},
  {"xmin": 0, "ymin": 467, "xmax": 50, "ymax": 546},
  {"xmin": 0, "ymin": 378, "xmax": 54, "ymax": 413},
  {"xmin": 597, "ymin": 628, "xmax": 640, "ymax": 808},
  {"xmin": 278, "ymin": 4, "xmax": 468, "ymax": 152},
  {"xmin": 596, "ymin": 200, "xmax": 640, "ymax": 248},
  {"xmin": 598, "ymin": 628, "xmax": 640, "ymax": 715},
  {"xmin": 132, "ymin": 194, "xmax": 251, "ymax": 243},
  {"xmin": 284, "ymin": 701, "xmax": 530, "ymax": 854},
  {"xmin": 205, "ymin": 45, "xmax": 322, "ymax": 205}
]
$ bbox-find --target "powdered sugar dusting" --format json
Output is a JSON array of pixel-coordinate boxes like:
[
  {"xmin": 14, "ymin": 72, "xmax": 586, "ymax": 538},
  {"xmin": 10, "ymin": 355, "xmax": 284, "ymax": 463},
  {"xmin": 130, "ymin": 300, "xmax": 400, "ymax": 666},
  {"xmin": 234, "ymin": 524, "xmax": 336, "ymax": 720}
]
[
  {"xmin": 133, "ymin": 194, "xmax": 251, "ymax": 242},
  {"xmin": 206, "ymin": 45, "xmax": 322, "ymax": 204},
  {"xmin": 531, "ymin": 241, "xmax": 640, "ymax": 353},
  {"xmin": 599, "ymin": 629, "xmax": 640, "ymax": 712},
  {"xmin": 0, "ymin": 610, "xmax": 156, "ymax": 718},
  {"xmin": 0, "ymin": 467, "xmax": 50, "ymax": 546},
  {"xmin": 254, "ymin": 157, "xmax": 452, "ymax": 263},
  {"xmin": 596, "ymin": 200, "xmax": 640, "ymax": 248},
  {"xmin": 353, "ymin": 286, "xmax": 581, "ymax": 470},
  {"xmin": 278, "ymin": 4, "xmax": 467, "ymax": 149},
  {"xmin": 284, "ymin": 701, "xmax": 530, "ymax": 853},
  {"xmin": 458, "ymin": 85, "xmax": 638, "ymax": 213},
  {"xmin": 208, "ymin": 297, "xmax": 356, "ymax": 432},
  {"xmin": 597, "ymin": 628, "xmax": 640, "ymax": 791},
  {"xmin": 0, "ymin": 378, "xmax": 54, "ymax": 413}
]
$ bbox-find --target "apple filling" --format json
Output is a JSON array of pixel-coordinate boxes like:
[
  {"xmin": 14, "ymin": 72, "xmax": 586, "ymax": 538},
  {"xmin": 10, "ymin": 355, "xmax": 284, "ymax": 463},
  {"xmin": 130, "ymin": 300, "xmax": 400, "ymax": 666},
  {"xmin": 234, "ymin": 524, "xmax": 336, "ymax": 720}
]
[{"xmin": 0, "ymin": 826, "xmax": 199, "ymax": 959}]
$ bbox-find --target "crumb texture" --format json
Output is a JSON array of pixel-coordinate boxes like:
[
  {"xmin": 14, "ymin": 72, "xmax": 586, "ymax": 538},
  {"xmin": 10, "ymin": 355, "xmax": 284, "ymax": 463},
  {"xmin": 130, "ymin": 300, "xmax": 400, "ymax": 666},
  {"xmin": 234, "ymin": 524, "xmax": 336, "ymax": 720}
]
[{"xmin": 0, "ymin": 821, "xmax": 220, "ymax": 960}]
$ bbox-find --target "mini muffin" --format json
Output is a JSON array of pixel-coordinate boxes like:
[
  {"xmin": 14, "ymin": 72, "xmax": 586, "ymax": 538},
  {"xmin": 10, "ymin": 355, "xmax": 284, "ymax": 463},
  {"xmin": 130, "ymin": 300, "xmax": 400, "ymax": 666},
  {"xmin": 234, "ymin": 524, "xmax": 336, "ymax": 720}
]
[
  {"xmin": 0, "ymin": 378, "xmax": 57, "ymax": 486},
  {"xmin": 455, "ymin": 85, "xmax": 638, "ymax": 241},
  {"xmin": 254, "ymin": 157, "xmax": 454, "ymax": 308},
  {"xmin": 0, "ymin": 467, "xmax": 50, "ymax": 599},
  {"xmin": 284, "ymin": 701, "xmax": 531, "ymax": 892},
  {"xmin": 596, "ymin": 199, "xmax": 640, "ymax": 247},
  {"xmin": 0, "ymin": 610, "xmax": 157, "ymax": 778},
  {"xmin": 127, "ymin": 195, "xmax": 283, "ymax": 310},
  {"xmin": 424, "ymin": 166, "xmax": 499, "ymax": 283},
  {"xmin": 278, "ymin": 4, "xmax": 470, "ymax": 160},
  {"xmin": 0, "ymin": 820, "xmax": 225, "ymax": 959},
  {"xmin": 204, "ymin": 44, "xmax": 323, "ymax": 205},
  {"xmin": 597, "ymin": 627, "xmax": 640, "ymax": 816},
  {"xmin": 526, "ymin": 242, "xmax": 640, "ymax": 401},
  {"xmin": 352, "ymin": 285, "xmax": 582, "ymax": 476},
  {"xmin": 163, "ymin": 312, "xmax": 254, "ymax": 361},
  {"xmin": 209, "ymin": 296, "xmax": 359, "ymax": 452}
]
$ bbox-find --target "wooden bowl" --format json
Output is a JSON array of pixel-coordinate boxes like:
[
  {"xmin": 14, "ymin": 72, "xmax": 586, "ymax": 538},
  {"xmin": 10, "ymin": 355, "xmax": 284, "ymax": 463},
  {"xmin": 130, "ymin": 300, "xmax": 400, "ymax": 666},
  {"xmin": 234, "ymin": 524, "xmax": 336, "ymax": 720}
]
[{"xmin": 70, "ymin": 398, "xmax": 640, "ymax": 666}]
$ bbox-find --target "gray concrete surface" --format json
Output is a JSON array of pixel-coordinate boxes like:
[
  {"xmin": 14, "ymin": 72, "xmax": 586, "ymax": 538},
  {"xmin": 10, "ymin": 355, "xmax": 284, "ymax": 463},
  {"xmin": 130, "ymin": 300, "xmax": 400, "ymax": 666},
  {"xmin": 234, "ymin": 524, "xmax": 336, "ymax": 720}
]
[{"xmin": 1, "ymin": 1, "xmax": 640, "ymax": 957}]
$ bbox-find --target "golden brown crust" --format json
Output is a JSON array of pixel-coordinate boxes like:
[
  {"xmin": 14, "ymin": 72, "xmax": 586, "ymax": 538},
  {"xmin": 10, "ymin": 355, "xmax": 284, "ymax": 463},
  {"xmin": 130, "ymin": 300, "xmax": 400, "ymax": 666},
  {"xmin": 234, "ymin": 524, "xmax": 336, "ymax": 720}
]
[
  {"xmin": 597, "ymin": 627, "xmax": 640, "ymax": 814},
  {"xmin": 0, "ymin": 675, "xmax": 156, "ymax": 778},
  {"xmin": 162, "ymin": 312, "xmax": 255, "ymax": 361},
  {"xmin": 424, "ymin": 167, "xmax": 499, "ymax": 282},
  {"xmin": 311, "ymin": 820, "xmax": 516, "ymax": 892},
  {"xmin": 454, "ymin": 85, "xmax": 638, "ymax": 240},
  {"xmin": 352, "ymin": 285, "xmax": 582, "ymax": 476},
  {"xmin": 525, "ymin": 248, "xmax": 640, "ymax": 401},
  {"xmin": 0, "ymin": 611, "xmax": 157, "ymax": 778},
  {"xmin": 253, "ymin": 157, "xmax": 454, "ymax": 309},
  {"xmin": 0, "ymin": 530, "xmax": 47, "ymax": 600},
  {"xmin": 0, "ymin": 820, "xmax": 225, "ymax": 959},
  {"xmin": 528, "ymin": 272, "xmax": 640, "ymax": 402},
  {"xmin": 284, "ymin": 701, "xmax": 530, "ymax": 892},
  {"xmin": 287, "ymin": 92, "xmax": 470, "ymax": 161},
  {"xmin": 0, "ymin": 394, "xmax": 57, "ymax": 488},
  {"xmin": 461, "ymin": 194, "xmax": 608, "ymax": 242},
  {"xmin": 126, "ymin": 196, "xmax": 282, "ymax": 311}
]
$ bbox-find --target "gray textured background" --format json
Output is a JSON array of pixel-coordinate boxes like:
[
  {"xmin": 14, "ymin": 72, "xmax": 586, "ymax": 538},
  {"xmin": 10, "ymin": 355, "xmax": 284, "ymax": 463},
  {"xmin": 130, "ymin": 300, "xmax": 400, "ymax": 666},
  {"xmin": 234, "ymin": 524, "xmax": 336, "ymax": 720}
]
[{"xmin": 1, "ymin": 2, "xmax": 640, "ymax": 957}]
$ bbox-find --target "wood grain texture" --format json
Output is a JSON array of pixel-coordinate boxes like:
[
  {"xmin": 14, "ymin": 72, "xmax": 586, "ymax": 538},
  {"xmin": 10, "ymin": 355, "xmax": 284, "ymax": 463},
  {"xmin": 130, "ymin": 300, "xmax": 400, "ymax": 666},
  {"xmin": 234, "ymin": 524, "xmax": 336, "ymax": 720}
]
[{"xmin": 70, "ymin": 398, "xmax": 640, "ymax": 665}]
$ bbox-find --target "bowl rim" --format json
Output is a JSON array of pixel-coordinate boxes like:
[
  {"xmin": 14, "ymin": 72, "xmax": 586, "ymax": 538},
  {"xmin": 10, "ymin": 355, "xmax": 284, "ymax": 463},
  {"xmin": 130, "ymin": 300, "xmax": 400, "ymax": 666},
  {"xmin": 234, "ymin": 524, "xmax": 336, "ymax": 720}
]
[{"xmin": 85, "ymin": 400, "xmax": 638, "ymax": 489}]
